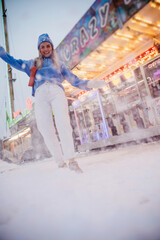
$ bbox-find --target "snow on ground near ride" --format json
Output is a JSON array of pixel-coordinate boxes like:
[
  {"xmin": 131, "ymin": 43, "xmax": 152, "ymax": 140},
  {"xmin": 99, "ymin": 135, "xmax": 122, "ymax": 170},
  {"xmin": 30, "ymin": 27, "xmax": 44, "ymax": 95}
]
[{"xmin": 0, "ymin": 142, "xmax": 160, "ymax": 240}]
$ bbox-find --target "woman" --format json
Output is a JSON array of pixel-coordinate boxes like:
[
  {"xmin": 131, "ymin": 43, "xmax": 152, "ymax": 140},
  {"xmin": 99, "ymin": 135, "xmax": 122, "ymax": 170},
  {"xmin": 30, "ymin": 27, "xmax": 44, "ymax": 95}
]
[{"xmin": 0, "ymin": 33, "xmax": 106, "ymax": 173}]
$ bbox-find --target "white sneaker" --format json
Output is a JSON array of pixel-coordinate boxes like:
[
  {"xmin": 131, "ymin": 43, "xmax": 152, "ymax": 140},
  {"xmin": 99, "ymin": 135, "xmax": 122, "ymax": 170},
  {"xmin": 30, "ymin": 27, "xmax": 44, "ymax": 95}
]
[{"xmin": 68, "ymin": 161, "xmax": 83, "ymax": 173}]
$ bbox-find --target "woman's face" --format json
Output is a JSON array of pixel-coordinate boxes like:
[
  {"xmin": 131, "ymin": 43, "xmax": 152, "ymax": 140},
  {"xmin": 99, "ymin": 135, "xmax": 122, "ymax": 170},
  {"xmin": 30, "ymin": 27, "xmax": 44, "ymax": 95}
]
[{"xmin": 39, "ymin": 42, "xmax": 53, "ymax": 58}]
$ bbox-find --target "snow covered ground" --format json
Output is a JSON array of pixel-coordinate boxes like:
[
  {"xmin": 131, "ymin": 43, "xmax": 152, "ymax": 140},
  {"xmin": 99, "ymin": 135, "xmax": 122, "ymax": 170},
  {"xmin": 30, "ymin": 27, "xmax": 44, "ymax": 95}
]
[{"xmin": 0, "ymin": 142, "xmax": 160, "ymax": 240}]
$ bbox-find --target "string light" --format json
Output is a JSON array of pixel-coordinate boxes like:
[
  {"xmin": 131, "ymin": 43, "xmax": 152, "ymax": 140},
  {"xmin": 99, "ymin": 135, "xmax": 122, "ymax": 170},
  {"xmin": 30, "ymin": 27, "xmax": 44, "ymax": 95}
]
[{"xmin": 103, "ymin": 46, "xmax": 158, "ymax": 82}]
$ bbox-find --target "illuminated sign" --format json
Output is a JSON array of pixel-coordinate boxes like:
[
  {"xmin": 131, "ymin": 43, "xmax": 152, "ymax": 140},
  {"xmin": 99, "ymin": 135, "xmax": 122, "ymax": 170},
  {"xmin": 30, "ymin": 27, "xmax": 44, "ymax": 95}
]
[
  {"xmin": 13, "ymin": 110, "xmax": 21, "ymax": 119},
  {"xmin": 56, "ymin": 0, "xmax": 118, "ymax": 69},
  {"xmin": 6, "ymin": 98, "xmax": 33, "ymax": 128},
  {"xmin": 26, "ymin": 97, "xmax": 32, "ymax": 111},
  {"xmin": 148, "ymin": 58, "xmax": 160, "ymax": 69},
  {"xmin": 56, "ymin": 0, "xmax": 150, "ymax": 69}
]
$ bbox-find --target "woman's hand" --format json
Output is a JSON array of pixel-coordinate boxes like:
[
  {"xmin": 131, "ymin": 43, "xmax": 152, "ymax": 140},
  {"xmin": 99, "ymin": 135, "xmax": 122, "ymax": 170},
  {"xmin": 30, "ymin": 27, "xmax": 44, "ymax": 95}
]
[{"xmin": 87, "ymin": 78, "xmax": 106, "ymax": 89}]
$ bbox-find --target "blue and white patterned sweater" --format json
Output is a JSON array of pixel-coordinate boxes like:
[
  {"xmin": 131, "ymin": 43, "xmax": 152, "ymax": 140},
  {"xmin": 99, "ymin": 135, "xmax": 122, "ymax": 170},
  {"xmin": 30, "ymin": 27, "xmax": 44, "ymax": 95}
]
[{"xmin": 0, "ymin": 46, "xmax": 90, "ymax": 96}]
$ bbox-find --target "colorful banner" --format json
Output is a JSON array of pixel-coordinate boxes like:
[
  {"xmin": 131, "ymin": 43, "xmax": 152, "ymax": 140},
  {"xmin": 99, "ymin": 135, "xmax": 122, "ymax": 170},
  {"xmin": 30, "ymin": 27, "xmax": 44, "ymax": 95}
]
[
  {"xmin": 114, "ymin": 0, "xmax": 150, "ymax": 24},
  {"xmin": 56, "ymin": 0, "xmax": 150, "ymax": 69},
  {"xmin": 56, "ymin": 0, "xmax": 119, "ymax": 69}
]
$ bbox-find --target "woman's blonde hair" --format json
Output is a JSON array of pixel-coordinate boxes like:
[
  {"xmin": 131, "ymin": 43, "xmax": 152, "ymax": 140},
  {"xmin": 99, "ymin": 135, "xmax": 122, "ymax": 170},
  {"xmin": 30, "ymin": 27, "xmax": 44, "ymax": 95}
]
[{"xmin": 34, "ymin": 48, "xmax": 60, "ymax": 70}]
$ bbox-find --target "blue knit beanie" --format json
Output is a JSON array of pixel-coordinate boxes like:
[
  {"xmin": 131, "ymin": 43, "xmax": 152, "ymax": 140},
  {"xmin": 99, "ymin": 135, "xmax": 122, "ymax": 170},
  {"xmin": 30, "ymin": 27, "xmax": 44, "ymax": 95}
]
[{"xmin": 37, "ymin": 33, "xmax": 54, "ymax": 49}]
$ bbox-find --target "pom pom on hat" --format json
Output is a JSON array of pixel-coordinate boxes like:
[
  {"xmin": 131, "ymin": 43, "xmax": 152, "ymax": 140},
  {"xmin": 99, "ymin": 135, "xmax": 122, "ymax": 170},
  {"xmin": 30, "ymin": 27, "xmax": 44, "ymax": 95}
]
[{"xmin": 37, "ymin": 33, "xmax": 54, "ymax": 49}]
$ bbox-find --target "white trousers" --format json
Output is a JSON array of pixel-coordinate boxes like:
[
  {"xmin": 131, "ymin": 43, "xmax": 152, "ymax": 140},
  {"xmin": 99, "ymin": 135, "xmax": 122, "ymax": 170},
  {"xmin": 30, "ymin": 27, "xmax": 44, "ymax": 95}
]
[{"xmin": 34, "ymin": 82, "xmax": 75, "ymax": 163}]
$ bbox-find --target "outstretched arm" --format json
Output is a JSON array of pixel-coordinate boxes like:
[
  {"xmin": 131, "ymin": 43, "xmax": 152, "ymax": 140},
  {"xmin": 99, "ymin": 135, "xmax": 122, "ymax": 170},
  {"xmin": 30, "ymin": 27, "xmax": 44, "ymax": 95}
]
[
  {"xmin": 60, "ymin": 62, "xmax": 106, "ymax": 90},
  {"xmin": 0, "ymin": 45, "xmax": 33, "ymax": 76},
  {"xmin": 60, "ymin": 62, "xmax": 90, "ymax": 91}
]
